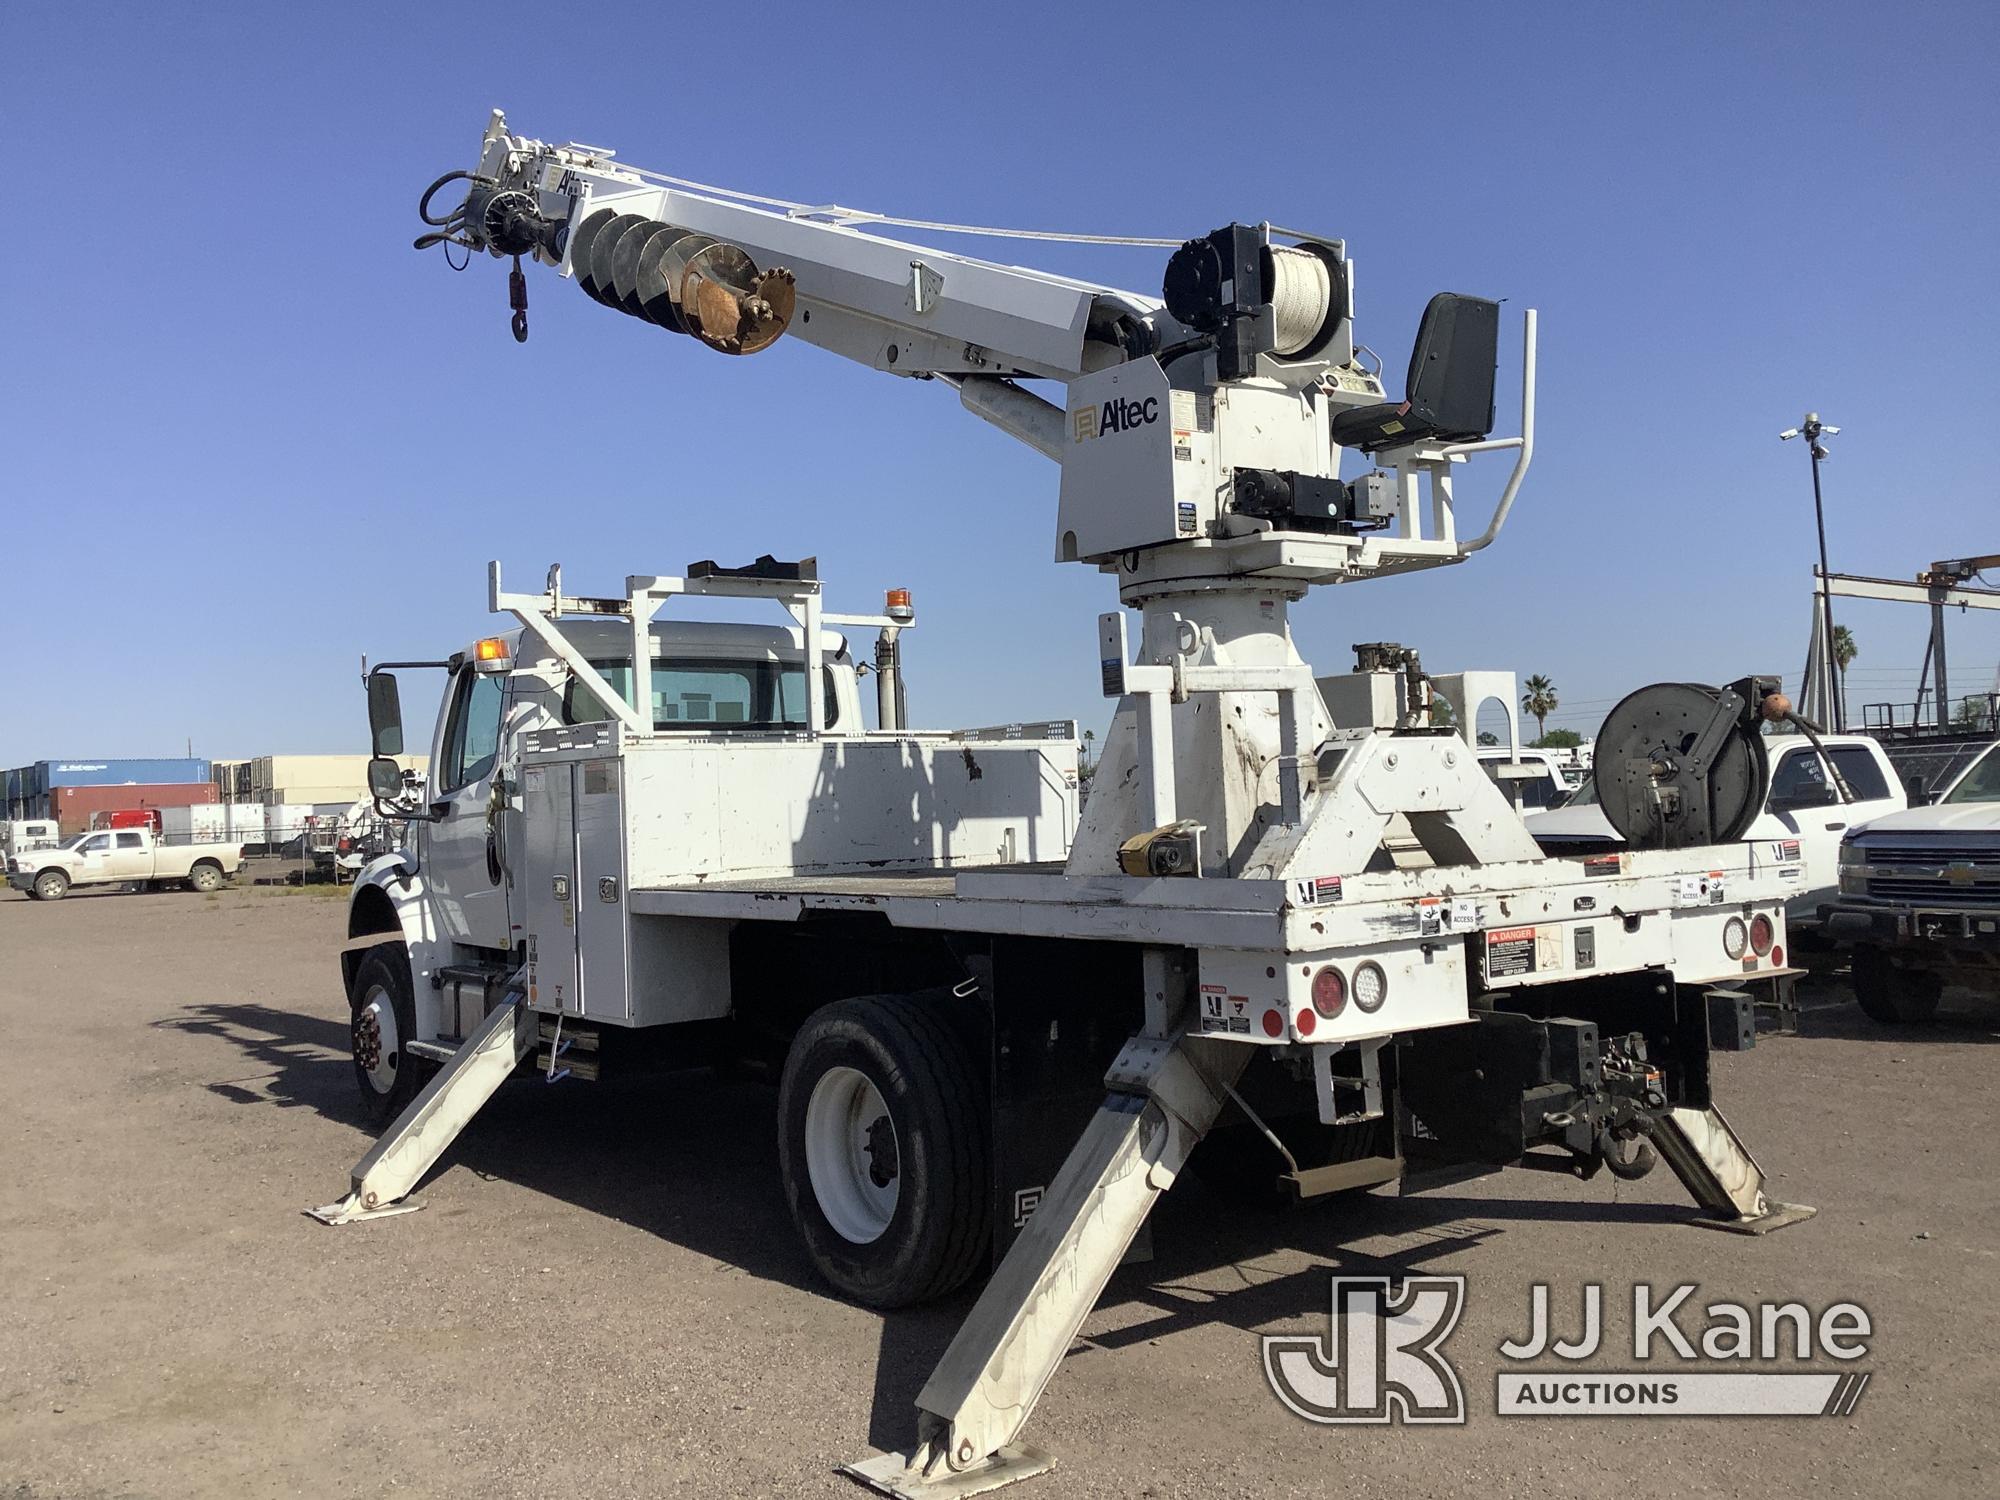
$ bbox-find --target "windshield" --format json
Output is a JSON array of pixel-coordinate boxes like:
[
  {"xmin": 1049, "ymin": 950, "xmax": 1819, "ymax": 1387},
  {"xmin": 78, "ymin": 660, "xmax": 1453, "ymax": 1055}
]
[
  {"xmin": 1561, "ymin": 775, "xmax": 1599, "ymax": 808},
  {"xmin": 58, "ymin": 833, "xmax": 88, "ymax": 851},
  {"xmin": 565, "ymin": 656, "xmax": 838, "ymax": 732},
  {"xmin": 1943, "ymin": 744, "xmax": 2000, "ymax": 805}
]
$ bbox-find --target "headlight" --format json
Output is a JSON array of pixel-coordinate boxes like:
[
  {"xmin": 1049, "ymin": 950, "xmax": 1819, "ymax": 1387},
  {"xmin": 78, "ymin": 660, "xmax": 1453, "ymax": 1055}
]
[{"xmin": 1838, "ymin": 842, "xmax": 1865, "ymax": 867}]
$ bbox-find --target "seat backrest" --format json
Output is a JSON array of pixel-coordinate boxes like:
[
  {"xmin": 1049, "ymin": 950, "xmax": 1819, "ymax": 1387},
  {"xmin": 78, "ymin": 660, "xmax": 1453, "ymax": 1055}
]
[{"xmin": 1403, "ymin": 293, "xmax": 1500, "ymax": 442}]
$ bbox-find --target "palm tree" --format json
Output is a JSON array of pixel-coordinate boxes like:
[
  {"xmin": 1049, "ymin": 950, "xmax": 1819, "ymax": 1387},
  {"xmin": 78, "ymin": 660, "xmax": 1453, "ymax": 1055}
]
[
  {"xmin": 1522, "ymin": 674, "xmax": 1559, "ymax": 742},
  {"xmin": 1830, "ymin": 625, "xmax": 1857, "ymax": 719}
]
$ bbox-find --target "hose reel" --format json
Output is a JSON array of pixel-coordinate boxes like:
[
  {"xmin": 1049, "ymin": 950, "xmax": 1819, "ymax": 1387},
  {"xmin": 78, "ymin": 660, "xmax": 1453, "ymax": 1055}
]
[{"xmin": 1594, "ymin": 677, "xmax": 1782, "ymax": 850}]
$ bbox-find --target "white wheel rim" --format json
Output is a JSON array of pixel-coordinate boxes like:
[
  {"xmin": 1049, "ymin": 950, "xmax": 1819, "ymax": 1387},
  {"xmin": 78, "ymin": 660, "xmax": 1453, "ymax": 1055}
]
[
  {"xmin": 804, "ymin": 1066, "xmax": 900, "ymax": 1244},
  {"xmin": 355, "ymin": 985, "xmax": 400, "ymax": 1094}
]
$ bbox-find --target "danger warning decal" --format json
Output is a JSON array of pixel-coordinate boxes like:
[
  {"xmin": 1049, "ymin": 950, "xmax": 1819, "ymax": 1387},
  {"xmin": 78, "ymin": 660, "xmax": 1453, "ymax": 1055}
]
[
  {"xmin": 1582, "ymin": 852, "xmax": 1623, "ymax": 878},
  {"xmin": 1199, "ymin": 984, "xmax": 1254, "ymax": 1036},
  {"xmin": 1291, "ymin": 875, "xmax": 1344, "ymax": 906},
  {"xmin": 1486, "ymin": 926, "xmax": 1538, "ymax": 978}
]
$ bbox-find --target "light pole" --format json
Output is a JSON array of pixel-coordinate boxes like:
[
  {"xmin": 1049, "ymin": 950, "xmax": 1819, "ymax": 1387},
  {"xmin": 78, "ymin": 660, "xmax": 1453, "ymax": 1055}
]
[{"xmin": 1780, "ymin": 412, "xmax": 1841, "ymax": 728}]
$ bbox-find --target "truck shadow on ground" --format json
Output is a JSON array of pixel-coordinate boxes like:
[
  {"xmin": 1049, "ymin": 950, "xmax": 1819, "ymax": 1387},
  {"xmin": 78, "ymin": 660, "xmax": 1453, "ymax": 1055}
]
[
  {"xmin": 1791, "ymin": 997, "xmax": 2000, "ymax": 1045},
  {"xmin": 163, "ymin": 997, "xmax": 1719, "ymax": 1454},
  {"xmin": 154, "ymin": 1002, "xmax": 368, "ymax": 1113}
]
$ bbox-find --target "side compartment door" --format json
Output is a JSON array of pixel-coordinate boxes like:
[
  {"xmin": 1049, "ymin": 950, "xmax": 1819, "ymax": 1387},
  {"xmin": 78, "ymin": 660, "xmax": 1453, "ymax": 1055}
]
[
  {"xmin": 521, "ymin": 760, "xmax": 582, "ymax": 1014},
  {"xmin": 573, "ymin": 755, "xmax": 631, "ymax": 1023},
  {"xmin": 426, "ymin": 667, "xmax": 513, "ymax": 950}
]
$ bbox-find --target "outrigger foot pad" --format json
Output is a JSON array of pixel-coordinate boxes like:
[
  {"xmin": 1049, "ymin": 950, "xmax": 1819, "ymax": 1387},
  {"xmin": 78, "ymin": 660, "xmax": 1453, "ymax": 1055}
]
[
  {"xmin": 840, "ymin": 1444, "xmax": 1053, "ymax": 1500},
  {"xmin": 305, "ymin": 1195, "xmax": 426, "ymax": 1226},
  {"xmin": 1688, "ymin": 1200, "xmax": 1817, "ymax": 1236}
]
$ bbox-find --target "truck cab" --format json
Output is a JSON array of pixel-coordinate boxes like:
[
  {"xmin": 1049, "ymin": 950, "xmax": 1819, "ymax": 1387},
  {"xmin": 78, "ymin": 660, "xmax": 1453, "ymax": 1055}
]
[
  {"xmin": 345, "ymin": 608, "xmax": 875, "ymax": 1078},
  {"xmin": 1474, "ymin": 745, "xmax": 1579, "ymax": 811}
]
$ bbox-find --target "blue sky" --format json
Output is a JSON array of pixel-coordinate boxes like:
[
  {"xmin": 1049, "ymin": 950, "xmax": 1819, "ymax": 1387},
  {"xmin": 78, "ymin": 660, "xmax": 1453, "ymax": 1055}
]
[{"xmin": 7, "ymin": 1, "xmax": 1997, "ymax": 764}]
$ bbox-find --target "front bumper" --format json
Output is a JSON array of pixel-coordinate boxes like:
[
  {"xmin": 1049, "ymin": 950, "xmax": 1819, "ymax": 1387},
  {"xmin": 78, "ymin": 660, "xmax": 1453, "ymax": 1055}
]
[{"xmin": 1821, "ymin": 897, "xmax": 2000, "ymax": 952}]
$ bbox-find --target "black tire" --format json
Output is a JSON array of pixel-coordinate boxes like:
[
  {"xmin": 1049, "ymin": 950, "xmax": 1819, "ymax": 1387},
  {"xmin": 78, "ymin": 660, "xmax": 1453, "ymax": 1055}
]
[
  {"xmin": 1851, "ymin": 948, "xmax": 1942, "ymax": 1024},
  {"xmin": 188, "ymin": 861, "xmax": 223, "ymax": 893},
  {"xmin": 33, "ymin": 869, "xmax": 69, "ymax": 902},
  {"xmin": 349, "ymin": 944, "xmax": 423, "ymax": 1126},
  {"xmin": 777, "ymin": 994, "xmax": 991, "ymax": 1309}
]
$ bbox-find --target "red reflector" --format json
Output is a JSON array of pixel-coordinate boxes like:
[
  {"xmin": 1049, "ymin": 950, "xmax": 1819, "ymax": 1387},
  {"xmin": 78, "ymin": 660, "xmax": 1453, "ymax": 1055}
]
[
  {"xmin": 1295, "ymin": 1007, "xmax": 1317, "ymax": 1037},
  {"xmin": 1749, "ymin": 914, "xmax": 1775, "ymax": 957},
  {"xmin": 1771, "ymin": 944, "xmax": 1784, "ymax": 967},
  {"xmin": 1261, "ymin": 1008, "xmax": 1285, "ymax": 1038},
  {"xmin": 1311, "ymin": 965, "xmax": 1346, "ymax": 1019}
]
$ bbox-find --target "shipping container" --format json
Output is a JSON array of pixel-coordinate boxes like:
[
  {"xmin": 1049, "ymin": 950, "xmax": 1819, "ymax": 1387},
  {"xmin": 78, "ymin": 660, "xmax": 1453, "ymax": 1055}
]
[
  {"xmin": 37, "ymin": 757, "xmax": 209, "ymax": 788},
  {"xmin": 226, "ymin": 803, "xmax": 268, "ymax": 844},
  {"xmin": 49, "ymin": 782, "xmax": 218, "ymax": 837},
  {"xmin": 159, "ymin": 804, "xmax": 230, "ymax": 844},
  {"xmin": 210, "ymin": 759, "xmax": 247, "ymax": 803},
  {"xmin": 268, "ymin": 784, "xmax": 372, "ymax": 806}
]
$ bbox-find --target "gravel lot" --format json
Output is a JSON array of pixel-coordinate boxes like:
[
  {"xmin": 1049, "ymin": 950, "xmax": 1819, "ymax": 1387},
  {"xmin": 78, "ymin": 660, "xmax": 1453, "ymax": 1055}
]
[{"xmin": 2, "ymin": 882, "xmax": 1994, "ymax": 1499}]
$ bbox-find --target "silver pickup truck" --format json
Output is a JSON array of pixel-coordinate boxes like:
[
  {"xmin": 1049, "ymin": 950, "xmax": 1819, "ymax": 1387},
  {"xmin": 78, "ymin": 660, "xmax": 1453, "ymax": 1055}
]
[
  {"xmin": 1822, "ymin": 739, "xmax": 2000, "ymax": 1021},
  {"xmin": 7, "ymin": 827, "xmax": 245, "ymax": 901}
]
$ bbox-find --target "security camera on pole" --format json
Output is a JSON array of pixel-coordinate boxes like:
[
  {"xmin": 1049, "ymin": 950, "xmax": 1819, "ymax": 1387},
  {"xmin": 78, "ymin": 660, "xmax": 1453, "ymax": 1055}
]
[{"xmin": 1780, "ymin": 412, "xmax": 1842, "ymax": 729}]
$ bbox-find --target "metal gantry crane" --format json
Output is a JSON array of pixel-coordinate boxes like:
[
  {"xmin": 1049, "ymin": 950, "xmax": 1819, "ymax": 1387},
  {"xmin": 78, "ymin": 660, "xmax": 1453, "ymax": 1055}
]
[{"xmin": 1815, "ymin": 554, "xmax": 2000, "ymax": 732}]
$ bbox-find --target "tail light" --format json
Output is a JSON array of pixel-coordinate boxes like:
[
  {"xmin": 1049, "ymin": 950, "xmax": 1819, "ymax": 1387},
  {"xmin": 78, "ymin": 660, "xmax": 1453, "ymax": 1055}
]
[
  {"xmin": 1749, "ymin": 913, "xmax": 1776, "ymax": 957},
  {"xmin": 1311, "ymin": 965, "xmax": 1347, "ymax": 1019},
  {"xmin": 1722, "ymin": 917, "xmax": 1749, "ymax": 961},
  {"xmin": 1352, "ymin": 961, "xmax": 1388, "ymax": 1013}
]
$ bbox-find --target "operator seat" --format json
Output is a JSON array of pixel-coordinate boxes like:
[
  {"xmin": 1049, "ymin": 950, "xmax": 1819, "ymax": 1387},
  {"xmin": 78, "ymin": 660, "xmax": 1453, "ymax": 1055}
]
[{"xmin": 1329, "ymin": 292, "xmax": 1500, "ymax": 455}]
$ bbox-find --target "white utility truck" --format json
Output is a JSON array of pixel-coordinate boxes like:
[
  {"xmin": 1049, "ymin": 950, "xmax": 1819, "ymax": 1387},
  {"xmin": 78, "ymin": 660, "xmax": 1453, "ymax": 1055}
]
[
  {"xmin": 319, "ymin": 112, "xmax": 1818, "ymax": 1498},
  {"xmin": 1823, "ymin": 738, "xmax": 2000, "ymax": 1021},
  {"xmin": 8, "ymin": 826, "xmax": 242, "ymax": 900}
]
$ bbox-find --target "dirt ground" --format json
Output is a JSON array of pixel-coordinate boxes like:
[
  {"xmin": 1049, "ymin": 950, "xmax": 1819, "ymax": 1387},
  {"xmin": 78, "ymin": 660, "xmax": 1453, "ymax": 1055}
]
[{"xmin": 1, "ymin": 881, "xmax": 1993, "ymax": 1500}]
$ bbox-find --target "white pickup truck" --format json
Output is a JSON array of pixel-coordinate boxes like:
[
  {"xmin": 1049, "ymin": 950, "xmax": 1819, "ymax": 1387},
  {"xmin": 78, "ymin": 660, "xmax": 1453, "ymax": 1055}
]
[{"xmin": 6, "ymin": 827, "xmax": 245, "ymax": 901}]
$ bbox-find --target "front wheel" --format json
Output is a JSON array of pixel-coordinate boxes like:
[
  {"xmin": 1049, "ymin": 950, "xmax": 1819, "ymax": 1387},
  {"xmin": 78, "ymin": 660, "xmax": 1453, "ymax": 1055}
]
[
  {"xmin": 1851, "ymin": 948, "xmax": 1942, "ymax": 1024},
  {"xmin": 349, "ymin": 945, "xmax": 422, "ymax": 1125},
  {"xmin": 33, "ymin": 870, "xmax": 69, "ymax": 902},
  {"xmin": 777, "ymin": 994, "xmax": 991, "ymax": 1309}
]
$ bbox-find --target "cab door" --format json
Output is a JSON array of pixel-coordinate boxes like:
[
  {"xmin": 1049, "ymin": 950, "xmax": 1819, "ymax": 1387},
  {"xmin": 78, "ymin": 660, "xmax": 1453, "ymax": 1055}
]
[
  {"xmin": 73, "ymin": 832, "xmax": 114, "ymax": 882},
  {"xmin": 108, "ymin": 830, "xmax": 151, "ymax": 880},
  {"xmin": 426, "ymin": 665, "xmax": 514, "ymax": 951}
]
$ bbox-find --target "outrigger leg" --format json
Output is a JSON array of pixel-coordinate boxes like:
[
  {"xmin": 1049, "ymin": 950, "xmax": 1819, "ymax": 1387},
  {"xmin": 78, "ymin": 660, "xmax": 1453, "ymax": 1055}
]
[
  {"xmin": 844, "ymin": 956, "xmax": 1247, "ymax": 1499},
  {"xmin": 1650, "ymin": 1105, "xmax": 1816, "ymax": 1235},
  {"xmin": 309, "ymin": 974, "xmax": 537, "ymax": 1225}
]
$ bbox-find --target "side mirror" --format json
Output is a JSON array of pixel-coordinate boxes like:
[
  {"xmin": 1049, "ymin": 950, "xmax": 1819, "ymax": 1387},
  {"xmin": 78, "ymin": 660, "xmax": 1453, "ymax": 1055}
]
[
  {"xmin": 367, "ymin": 756, "xmax": 404, "ymax": 801},
  {"xmin": 367, "ymin": 673, "xmax": 405, "ymax": 757},
  {"xmin": 1905, "ymin": 774, "xmax": 1929, "ymax": 804}
]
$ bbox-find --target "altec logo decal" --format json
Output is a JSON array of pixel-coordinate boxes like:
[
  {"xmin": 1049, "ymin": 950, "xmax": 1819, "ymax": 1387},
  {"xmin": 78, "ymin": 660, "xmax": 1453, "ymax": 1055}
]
[{"xmin": 1073, "ymin": 394, "xmax": 1159, "ymax": 442}]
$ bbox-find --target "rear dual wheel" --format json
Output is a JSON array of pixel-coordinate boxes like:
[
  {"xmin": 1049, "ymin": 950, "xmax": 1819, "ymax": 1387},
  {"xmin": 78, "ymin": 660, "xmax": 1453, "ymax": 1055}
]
[{"xmin": 777, "ymin": 995, "xmax": 991, "ymax": 1309}]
